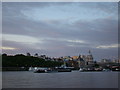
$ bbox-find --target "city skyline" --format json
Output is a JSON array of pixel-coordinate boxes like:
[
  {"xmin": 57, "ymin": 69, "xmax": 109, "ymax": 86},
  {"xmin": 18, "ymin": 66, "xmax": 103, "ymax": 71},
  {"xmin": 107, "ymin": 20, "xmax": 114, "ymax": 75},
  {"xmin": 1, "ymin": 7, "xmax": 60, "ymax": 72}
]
[{"xmin": 2, "ymin": 2, "xmax": 118, "ymax": 60}]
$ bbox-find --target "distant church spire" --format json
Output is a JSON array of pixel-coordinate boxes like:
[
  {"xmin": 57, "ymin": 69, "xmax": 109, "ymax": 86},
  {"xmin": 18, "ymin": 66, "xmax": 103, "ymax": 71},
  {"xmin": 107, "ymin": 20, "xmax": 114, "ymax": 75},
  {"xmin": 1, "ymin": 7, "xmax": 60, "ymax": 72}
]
[
  {"xmin": 87, "ymin": 50, "xmax": 93, "ymax": 61},
  {"xmin": 88, "ymin": 50, "xmax": 92, "ymax": 55}
]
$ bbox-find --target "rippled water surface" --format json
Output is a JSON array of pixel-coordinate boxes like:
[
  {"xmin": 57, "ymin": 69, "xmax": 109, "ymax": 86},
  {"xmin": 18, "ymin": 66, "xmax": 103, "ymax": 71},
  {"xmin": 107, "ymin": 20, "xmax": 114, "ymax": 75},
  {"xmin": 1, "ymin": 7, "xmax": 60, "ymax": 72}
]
[{"xmin": 2, "ymin": 71, "xmax": 119, "ymax": 88}]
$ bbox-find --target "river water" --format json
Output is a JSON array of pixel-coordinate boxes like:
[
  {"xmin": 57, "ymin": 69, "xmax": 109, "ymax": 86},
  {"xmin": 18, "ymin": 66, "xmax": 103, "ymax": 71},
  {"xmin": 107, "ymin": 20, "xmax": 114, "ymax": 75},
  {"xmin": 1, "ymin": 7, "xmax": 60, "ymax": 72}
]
[{"xmin": 2, "ymin": 71, "xmax": 119, "ymax": 88}]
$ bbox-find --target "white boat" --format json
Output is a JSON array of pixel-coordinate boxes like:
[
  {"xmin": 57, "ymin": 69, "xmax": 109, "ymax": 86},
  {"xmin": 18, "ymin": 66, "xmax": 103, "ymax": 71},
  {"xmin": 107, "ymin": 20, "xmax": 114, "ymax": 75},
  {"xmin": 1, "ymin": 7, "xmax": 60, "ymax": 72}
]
[
  {"xmin": 79, "ymin": 68, "xmax": 84, "ymax": 72},
  {"xmin": 33, "ymin": 67, "xmax": 52, "ymax": 73},
  {"xmin": 29, "ymin": 67, "xmax": 34, "ymax": 71}
]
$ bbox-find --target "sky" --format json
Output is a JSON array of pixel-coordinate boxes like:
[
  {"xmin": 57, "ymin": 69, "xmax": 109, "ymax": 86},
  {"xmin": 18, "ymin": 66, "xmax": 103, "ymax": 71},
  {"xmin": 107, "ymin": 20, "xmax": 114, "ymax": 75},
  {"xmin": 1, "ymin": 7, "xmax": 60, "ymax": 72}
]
[{"xmin": 2, "ymin": 2, "xmax": 118, "ymax": 60}]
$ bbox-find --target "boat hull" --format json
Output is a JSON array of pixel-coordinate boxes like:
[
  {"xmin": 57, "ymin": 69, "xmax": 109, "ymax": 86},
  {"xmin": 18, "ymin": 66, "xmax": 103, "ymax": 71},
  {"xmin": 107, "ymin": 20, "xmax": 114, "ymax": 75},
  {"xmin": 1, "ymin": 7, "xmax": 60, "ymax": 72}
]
[{"xmin": 56, "ymin": 68, "xmax": 72, "ymax": 72}]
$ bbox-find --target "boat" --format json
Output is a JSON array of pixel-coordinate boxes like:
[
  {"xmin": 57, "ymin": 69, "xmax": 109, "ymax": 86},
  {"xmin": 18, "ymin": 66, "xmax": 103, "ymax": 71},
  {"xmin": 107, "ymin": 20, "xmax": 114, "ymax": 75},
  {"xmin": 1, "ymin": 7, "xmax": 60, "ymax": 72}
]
[
  {"xmin": 102, "ymin": 68, "xmax": 111, "ymax": 72},
  {"xmin": 33, "ymin": 65, "xmax": 73, "ymax": 73},
  {"xmin": 29, "ymin": 67, "xmax": 34, "ymax": 71},
  {"xmin": 56, "ymin": 67, "xmax": 71, "ymax": 72},
  {"xmin": 111, "ymin": 65, "xmax": 120, "ymax": 71},
  {"xmin": 55, "ymin": 66, "xmax": 73, "ymax": 72},
  {"xmin": 33, "ymin": 67, "xmax": 53, "ymax": 73},
  {"xmin": 79, "ymin": 68, "xmax": 84, "ymax": 72}
]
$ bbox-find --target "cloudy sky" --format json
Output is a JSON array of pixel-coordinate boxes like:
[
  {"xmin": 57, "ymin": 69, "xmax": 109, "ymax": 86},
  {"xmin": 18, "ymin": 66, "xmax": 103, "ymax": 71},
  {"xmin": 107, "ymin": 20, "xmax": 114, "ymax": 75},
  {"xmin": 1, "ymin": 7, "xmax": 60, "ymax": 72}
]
[{"xmin": 2, "ymin": 2, "xmax": 118, "ymax": 60}]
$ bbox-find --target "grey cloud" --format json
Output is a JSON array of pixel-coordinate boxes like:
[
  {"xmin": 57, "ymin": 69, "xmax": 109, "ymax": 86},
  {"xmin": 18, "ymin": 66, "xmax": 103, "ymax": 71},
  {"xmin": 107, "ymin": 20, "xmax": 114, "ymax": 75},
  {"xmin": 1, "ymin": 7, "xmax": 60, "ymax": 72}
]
[
  {"xmin": 2, "ymin": 40, "xmax": 45, "ymax": 55},
  {"xmin": 2, "ymin": 2, "xmax": 118, "ymax": 60},
  {"xmin": 3, "ymin": 6, "xmax": 118, "ymax": 45},
  {"xmin": 3, "ymin": 12, "xmax": 61, "ymax": 38},
  {"xmin": 77, "ymin": 2, "xmax": 117, "ymax": 14},
  {"xmin": 71, "ymin": 18, "xmax": 118, "ymax": 44},
  {"xmin": 2, "ymin": 2, "xmax": 73, "ymax": 14},
  {"xmin": 3, "ymin": 12, "xmax": 118, "ymax": 48},
  {"xmin": 3, "ymin": 2, "xmax": 117, "ymax": 15}
]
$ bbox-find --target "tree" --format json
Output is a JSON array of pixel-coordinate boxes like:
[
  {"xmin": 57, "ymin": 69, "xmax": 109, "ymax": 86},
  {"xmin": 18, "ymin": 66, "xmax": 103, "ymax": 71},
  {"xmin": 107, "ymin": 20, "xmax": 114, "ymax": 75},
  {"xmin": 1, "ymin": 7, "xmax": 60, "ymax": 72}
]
[
  {"xmin": 2, "ymin": 53, "xmax": 7, "ymax": 56},
  {"xmin": 26, "ymin": 52, "xmax": 31, "ymax": 56},
  {"xmin": 34, "ymin": 53, "xmax": 38, "ymax": 57}
]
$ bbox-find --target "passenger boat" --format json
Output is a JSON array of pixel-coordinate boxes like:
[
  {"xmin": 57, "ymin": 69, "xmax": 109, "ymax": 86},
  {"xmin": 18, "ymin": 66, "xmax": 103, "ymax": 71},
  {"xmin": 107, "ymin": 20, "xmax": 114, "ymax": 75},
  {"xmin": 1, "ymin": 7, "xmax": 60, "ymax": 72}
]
[
  {"xmin": 33, "ymin": 66, "xmax": 73, "ymax": 73},
  {"xmin": 33, "ymin": 67, "xmax": 52, "ymax": 73},
  {"xmin": 55, "ymin": 66, "xmax": 73, "ymax": 72}
]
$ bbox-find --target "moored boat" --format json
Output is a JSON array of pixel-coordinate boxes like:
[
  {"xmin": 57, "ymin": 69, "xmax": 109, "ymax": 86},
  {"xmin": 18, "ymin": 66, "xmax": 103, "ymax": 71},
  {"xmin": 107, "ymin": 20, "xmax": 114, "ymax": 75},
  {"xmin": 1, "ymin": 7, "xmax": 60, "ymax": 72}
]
[
  {"xmin": 33, "ymin": 67, "xmax": 52, "ymax": 73},
  {"xmin": 56, "ymin": 68, "xmax": 72, "ymax": 72},
  {"xmin": 33, "ymin": 66, "xmax": 74, "ymax": 73},
  {"xmin": 55, "ymin": 66, "xmax": 73, "ymax": 72},
  {"xmin": 79, "ymin": 68, "xmax": 84, "ymax": 72}
]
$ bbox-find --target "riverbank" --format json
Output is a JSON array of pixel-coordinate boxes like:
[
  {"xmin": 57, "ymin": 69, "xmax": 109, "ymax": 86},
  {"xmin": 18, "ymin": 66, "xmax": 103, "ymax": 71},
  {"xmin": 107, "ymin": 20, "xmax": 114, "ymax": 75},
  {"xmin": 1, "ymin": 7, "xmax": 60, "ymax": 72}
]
[
  {"xmin": 2, "ymin": 67, "xmax": 120, "ymax": 72},
  {"xmin": 2, "ymin": 67, "xmax": 29, "ymax": 71}
]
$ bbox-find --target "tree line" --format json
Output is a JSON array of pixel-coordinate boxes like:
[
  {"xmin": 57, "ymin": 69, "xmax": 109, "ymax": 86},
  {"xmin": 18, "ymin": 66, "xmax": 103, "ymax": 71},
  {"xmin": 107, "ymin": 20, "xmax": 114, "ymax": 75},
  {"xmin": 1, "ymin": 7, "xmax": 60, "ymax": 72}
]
[{"xmin": 2, "ymin": 54, "xmax": 62, "ymax": 68}]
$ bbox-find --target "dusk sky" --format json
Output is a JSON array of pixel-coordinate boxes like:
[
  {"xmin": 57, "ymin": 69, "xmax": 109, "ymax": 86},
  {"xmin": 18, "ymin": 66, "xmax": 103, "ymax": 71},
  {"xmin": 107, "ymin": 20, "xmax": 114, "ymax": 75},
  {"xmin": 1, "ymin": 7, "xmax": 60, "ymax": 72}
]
[{"xmin": 2, "ymin": 2, "xmax": 118, "ymax": 60}]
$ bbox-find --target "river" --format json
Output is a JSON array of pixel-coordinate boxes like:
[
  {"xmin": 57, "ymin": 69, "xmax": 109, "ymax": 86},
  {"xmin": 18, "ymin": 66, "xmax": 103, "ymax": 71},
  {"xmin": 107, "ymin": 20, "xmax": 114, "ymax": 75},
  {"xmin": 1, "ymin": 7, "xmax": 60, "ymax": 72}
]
[{"xmin": 2, "ymin": 71, "xmax": 119, "ymax": 88}]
